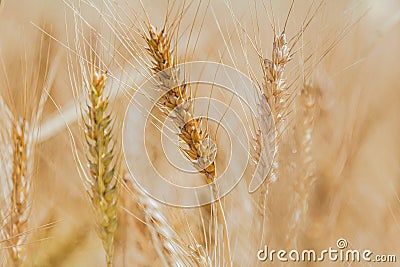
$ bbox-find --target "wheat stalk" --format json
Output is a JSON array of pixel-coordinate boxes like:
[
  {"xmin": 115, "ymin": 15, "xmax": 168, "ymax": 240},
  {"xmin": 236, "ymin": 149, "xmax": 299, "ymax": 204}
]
[
  {"xmin": 144, "ymin": 24, "xmax": 232, "ymax": 266},
  {"xmin": 286, "ymin": 83, "xmax": 317, "ymax": 246},
  {"xmin": 83, "ymin": 70, "xmax": 118, "ymax": 267}
]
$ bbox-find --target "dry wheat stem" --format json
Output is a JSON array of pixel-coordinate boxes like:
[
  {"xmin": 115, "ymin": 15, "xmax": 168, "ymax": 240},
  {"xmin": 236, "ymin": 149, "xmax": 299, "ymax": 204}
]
[
  {"xmin": 145, "ymin": 25, "xmax": 232, "ymax": 266},
  {"xmin": 83, "ymin": 71, "xmax": 118, "ymax": 267}
]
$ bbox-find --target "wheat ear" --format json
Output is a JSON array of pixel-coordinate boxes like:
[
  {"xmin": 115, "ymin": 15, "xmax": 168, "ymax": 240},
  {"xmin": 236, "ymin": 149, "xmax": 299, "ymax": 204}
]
[
  {"xmin": 258, "ymin": 30, "xmax": 291, "ymax": 202},
  {"xmin": 145, "ymin": 25, "xmax": 232, "ymax": 266},
  {"xmin": 10, "ymin": 119, "xmax": 30, "ymax": 266},
  {"xmin": 2, "ymin": 118, "xmax": 32, "ymax": 267},
  {"xmin": 145, "ymin": 26, "xmax": 217, "ymax": 181},
  {"xmin": 83, "ymin": 71, "xmax": 118, "ymax": 267},
  {"xmin": 286, "ymin": 83, "xmax": 317, "ymax": 246},
  {"xmin": 261, "ymin": 31, "xmax": 291, "ymax": 181},
  {"xmin": 256, "ymin": 29, "xmax": 292, "ymax": 244}
]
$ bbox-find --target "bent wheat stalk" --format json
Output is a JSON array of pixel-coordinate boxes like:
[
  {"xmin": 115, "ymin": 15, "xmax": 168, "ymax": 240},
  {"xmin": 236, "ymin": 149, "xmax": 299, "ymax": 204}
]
[
  {"xmin": 83, "ymin": 71, "xmax": 118, "ymax": 267},
  {"xmin": 145, "ymin": 25, "xmax": 232, "ymax": 266}
]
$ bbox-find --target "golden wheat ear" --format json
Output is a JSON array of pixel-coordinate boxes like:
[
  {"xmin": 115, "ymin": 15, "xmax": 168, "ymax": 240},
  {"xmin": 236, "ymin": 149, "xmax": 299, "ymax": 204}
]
[
  {"xmin": 0, "ymin": 114, "xmax": 32, "ymax": 266},
  {"xmin": 0, "ymin": 81, "xmax": 48, "ymax": 267},
  {"xmin": 0, "ymin": 29, "xmax": 57, "ymax": 265},
  {"xmin": 143, "ymin": 22, "xmax": 232, "ymax": 266}
]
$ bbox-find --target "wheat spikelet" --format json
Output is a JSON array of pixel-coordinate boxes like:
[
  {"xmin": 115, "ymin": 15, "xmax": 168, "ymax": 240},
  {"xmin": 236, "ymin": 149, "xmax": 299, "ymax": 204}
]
[{"xmin": 83, "ymin": 71, "xmax": 118, "ymax": 267}]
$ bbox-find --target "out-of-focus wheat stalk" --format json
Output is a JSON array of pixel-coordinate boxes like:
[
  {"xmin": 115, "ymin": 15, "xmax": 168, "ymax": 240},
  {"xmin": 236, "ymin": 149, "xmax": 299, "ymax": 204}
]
[
  {"xmin": 0, "ymin": 30, "xmax": 55, "ymax": 265},
  {"xmin": 83, "ymin": 70, "xmax": 119, "ymax": 267},
  {"xmin": 286, "ymin": 83, "xmax": 317, "ymax": 247},
  {"xmin": 0, "ymin": 85, "xmax": 46, "ymax": 267},
  {"xmin": 120, "ymin": 174, "xmax": 212, "ymax": 266}
]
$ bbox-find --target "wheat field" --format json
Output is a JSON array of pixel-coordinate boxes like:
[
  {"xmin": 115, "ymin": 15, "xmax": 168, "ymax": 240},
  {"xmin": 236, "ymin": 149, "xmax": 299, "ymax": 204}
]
[{"xmin": 0, "ymin": 0, "xmax": 399, "ymax": 266}]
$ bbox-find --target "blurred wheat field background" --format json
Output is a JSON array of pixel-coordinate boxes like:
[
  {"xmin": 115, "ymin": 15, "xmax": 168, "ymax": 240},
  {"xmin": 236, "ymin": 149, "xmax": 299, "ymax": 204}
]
[{"xmin": 0, "ymin": 0, "xmax": 400, "ymax": 266}]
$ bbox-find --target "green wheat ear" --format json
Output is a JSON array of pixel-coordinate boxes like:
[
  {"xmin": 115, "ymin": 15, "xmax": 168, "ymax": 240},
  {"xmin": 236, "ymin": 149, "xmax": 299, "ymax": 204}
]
[{"xmin": 84, "ymin": 71, "xmax": 118, "ymax": 267}]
